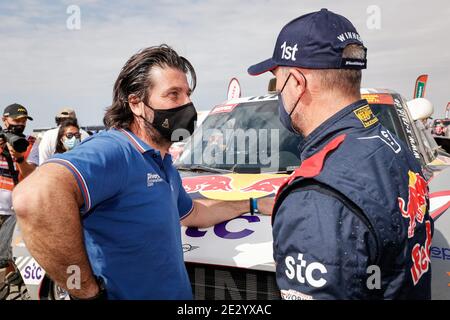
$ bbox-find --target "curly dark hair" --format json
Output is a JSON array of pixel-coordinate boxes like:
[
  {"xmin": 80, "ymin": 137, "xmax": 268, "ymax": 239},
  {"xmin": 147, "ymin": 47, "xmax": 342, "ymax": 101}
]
[
  {"xmin": 55, "ymin": 118, "xmax": 80, "ymax": 154},
  {"xmin": 103, "ymin": 44, "xmax": 197, "ymax": 130}
]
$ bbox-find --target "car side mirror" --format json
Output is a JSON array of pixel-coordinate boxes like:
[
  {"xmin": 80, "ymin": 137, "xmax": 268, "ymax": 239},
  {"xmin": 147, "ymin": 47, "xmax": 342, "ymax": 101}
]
[{"xmin": 407, "ymin": 98, "xmax": 434, "ymax": 121}]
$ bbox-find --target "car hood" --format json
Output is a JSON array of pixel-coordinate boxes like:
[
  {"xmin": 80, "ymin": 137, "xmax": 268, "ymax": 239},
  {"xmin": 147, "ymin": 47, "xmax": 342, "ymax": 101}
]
[{"xmin": 180, "ymin": 172, "xmax": 288, "ymax": 272}]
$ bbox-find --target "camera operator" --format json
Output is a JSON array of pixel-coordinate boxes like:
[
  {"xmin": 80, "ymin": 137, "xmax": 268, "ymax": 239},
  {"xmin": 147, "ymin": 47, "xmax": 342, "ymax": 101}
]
[{"xmin": 0, "ymin": 103, "xmax": 35, "ymax": 285}]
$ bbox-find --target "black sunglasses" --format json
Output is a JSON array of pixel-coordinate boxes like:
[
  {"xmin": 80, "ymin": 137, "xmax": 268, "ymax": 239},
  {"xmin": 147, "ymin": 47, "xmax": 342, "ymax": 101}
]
[{"xmin": 65, "ymin": 132, "xmax": 81, "ymax": 139}]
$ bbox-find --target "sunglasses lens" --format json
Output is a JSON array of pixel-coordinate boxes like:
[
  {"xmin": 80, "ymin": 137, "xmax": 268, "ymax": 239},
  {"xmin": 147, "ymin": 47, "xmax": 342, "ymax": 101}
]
[{"xmin": 66, "ymin": 133, "xmax": 80, "ymax": 139}]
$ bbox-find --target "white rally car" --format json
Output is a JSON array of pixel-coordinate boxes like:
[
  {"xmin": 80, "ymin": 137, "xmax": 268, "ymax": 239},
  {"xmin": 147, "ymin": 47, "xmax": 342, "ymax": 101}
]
[{"xmin": 7, "ymin": 89, "xmax": 450, "ymax": 300}]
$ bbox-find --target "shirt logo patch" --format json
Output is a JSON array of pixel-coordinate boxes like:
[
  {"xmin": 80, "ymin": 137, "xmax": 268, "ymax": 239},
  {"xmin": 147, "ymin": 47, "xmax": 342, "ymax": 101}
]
[
  {"xmin": 147, "ymin": 173, "xmax": 163, "ymax": 187},
  {"xmin": 354, "ymin": 105, "xmax": 378, "ymax": 128}
]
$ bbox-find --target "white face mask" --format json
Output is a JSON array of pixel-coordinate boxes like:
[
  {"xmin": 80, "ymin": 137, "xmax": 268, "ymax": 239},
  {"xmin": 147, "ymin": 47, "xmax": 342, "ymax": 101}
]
[{"xmin": 63, "ymin": 136, "xmax": 80, "ymax": 150}]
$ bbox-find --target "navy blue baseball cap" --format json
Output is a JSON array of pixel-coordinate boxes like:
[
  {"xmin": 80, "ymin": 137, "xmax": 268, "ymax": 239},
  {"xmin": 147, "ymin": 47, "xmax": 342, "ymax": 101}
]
[{"xmin": 248, "ymin": 8, "xmax": 367, "ymax": 76}]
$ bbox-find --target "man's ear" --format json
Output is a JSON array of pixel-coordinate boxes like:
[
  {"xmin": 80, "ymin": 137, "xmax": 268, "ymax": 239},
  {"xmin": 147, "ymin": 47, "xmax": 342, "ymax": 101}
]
[
  {"xmin": 127, "ymin": 94, "xmax": 144, "ymax": 117},
  {"xmin": 289, "ymin": 68, "xmax": 307, "ymax": 95}
]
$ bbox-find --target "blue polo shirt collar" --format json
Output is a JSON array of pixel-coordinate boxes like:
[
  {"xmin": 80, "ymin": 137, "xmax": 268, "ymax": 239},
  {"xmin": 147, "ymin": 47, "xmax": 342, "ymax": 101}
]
[
  {"xmin": 117, "ymin": 128, "xmax": 155, "ymax": 154},
  {"xmin": 117, "ymin": 128, "xmax": 174, "ymax": 165}
]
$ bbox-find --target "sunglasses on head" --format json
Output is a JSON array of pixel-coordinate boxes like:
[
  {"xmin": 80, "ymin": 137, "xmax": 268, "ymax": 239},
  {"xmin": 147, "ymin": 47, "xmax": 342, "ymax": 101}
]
[{"xmin": 65, "ymin": 132, "xmax": 81, "ymax": 139}]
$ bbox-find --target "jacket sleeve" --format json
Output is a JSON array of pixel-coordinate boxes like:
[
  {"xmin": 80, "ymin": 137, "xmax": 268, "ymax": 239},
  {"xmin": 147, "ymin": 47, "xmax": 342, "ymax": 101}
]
[{"xmin": 272, "ymin": 188, "xmax": 378, "ymax": 300}]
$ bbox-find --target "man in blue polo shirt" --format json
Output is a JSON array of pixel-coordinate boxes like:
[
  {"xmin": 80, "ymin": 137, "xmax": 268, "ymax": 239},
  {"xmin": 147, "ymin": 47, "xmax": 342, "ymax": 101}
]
[{"xmin": 12, "ymin": 45, "xmax": 273, "ymax": 300}]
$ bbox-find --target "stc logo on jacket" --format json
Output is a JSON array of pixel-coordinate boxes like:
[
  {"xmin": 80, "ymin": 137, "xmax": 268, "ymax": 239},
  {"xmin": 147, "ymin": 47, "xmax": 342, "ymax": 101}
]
[{"xmin": 284, "ymin": 253, "xmax": 327, "ymax": 288}]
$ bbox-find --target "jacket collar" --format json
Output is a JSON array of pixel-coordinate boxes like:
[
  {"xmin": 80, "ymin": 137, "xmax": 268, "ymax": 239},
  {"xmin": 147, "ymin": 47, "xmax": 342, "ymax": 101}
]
[{"xmin": 298, "ymin": 99, "xmax": 373, "ymax": 160}]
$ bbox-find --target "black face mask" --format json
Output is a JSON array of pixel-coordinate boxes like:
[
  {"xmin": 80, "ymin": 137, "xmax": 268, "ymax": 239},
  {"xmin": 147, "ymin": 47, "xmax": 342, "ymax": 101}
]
[
  {"xmin": 6, "ymin": 124, "xmax": 25, "ymax": 136},
  {"xmin": 141, "ymin": 102, "xmax": 197, "ymax": 142}
]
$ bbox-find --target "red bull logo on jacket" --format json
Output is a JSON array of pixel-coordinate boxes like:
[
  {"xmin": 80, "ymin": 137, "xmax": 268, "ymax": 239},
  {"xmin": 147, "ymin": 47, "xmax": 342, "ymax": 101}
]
[
  {"xmin": 411, "ymin": 220, "xmax": 432, "ymax": 286},
  {"xmin": 398, "ymin": 171, "xmax": 428, "ymax": 238}
]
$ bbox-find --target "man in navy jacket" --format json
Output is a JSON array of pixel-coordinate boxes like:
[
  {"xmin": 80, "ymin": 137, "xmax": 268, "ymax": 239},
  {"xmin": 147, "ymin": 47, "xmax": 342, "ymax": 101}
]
[{"xmin": 248, "ymin": 9, "xmax": 433, "ymax": 299}]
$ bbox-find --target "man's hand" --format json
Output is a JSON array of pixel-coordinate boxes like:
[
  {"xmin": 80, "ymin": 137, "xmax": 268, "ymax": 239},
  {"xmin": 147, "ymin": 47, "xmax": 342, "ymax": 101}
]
[
  {"xmin": 181, "ymin": 196, "xmax": 275, "ymax": 228},
  {"xmin": 257, "ymin": 197, "xmax": 275, "ymax": 215}
]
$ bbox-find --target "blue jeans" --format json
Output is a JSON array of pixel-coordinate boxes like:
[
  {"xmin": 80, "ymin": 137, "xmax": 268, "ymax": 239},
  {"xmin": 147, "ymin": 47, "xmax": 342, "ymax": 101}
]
[{"xmin": 0, "ymin": 215, "xmax": 16, "ymax": 267}]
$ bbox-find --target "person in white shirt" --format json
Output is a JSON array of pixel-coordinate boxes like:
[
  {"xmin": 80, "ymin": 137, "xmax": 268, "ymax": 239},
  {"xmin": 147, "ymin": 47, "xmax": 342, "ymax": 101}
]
[{"xmin": 38, "ymin": 108, "xmax": 89, "ymax": 165}]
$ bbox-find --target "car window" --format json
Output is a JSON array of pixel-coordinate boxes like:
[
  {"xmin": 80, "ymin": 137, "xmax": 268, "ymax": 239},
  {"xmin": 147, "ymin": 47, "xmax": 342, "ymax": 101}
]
[
  {"xmin": 370, "ymin": 104, "xmax": 408, "ymax": 144},
  {"xmin": 176, "ymin": 95, "xmax": 428, "ymax": 173},
  {"xmin": 176, "ymin": 100, "xmax": 302, "ymax": 173}
]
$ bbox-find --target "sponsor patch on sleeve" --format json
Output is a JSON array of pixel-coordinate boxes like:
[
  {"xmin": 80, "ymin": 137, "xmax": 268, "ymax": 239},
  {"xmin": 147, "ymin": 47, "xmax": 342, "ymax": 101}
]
[
  {"xmin": 362, "ymin": 93, "xmax": 394, "ymax": 105},
  {"xmin": 280, "ymin": 289, "xmax": 313, "ymax": 300},
  {"xmin": 354, "ymin": 105, "xmax": 379, "ymax": 128}
]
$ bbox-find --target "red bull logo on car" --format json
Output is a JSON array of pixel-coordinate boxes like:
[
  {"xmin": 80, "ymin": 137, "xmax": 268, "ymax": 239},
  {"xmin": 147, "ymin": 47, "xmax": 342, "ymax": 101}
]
[
  {"xmin": 182, "ymin": 175, "xmax": 233, "ymax": 193},
  {"xmin": 241, "ymin": 177, "xmax": 288, "ymax": 193},
  {"xmin": 398, "ymin": 170, "xmax": 428, "ymax": 238},
  {"xmin": 182, "ymin": 174, "xmax": 288, "ymax": 200}
]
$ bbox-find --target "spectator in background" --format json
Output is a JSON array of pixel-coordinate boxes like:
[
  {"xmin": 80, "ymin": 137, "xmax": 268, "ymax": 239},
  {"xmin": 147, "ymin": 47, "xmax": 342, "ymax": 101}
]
[
  {"xmin": 38, "ymin": 108, "xmax": 89, "ymax": 164},
  {"xmin": 433, "ymin": 121, "xmax": 447, "ymax": 136},
  {"xmin": 26, "ymin": 132, "xmax": 44, "ymax": 168},
  {"xmin": 55, "ymin": 118, "xmax": 81, "ymax": 154},
  {"xmin": 0, "ymin": 103, "xmax": 35, "ymax": 287}
]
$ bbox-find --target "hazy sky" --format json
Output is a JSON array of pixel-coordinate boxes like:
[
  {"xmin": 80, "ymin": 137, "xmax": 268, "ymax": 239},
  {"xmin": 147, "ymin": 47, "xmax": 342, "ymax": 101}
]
[{"xmin": 1, "ymin": 0, "xmax": 449, "ymax": 131}]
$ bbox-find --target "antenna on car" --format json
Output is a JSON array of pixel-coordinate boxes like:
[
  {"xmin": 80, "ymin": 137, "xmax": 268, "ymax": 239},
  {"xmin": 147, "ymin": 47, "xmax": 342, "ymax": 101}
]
[{"xmin": 227, "ymin": 78, "xmax": 241, "ymax": 100}]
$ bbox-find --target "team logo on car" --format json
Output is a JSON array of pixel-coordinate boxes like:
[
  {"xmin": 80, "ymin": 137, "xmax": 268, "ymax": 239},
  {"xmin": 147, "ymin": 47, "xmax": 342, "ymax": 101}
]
[
  {"xmin": 147, "ymin": 173, "xmax": 163, "ymax": 187},
  {"xmin": 354, "ymin": 105, "xmax": 378, "ymax": 128},
  {"xmin": 183, "ymin": 175, "xmax": 233, "ymax": 193}
]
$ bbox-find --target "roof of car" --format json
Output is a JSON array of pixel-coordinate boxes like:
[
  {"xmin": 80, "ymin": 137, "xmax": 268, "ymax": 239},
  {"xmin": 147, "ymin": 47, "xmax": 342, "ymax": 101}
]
[{"xmin": 221, "ymin": 88, "xmax": 398, "ymax": 106}]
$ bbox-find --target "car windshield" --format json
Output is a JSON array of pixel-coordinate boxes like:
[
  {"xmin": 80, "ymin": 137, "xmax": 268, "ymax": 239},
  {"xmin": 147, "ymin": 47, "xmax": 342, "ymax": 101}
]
[
  {"xmin": 176, "ymin": 99, "xmax": 302, "ymax": 173},
  {"xmin": 175, "ymin": 97, "xmax": 411, "ymax": 174}
]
